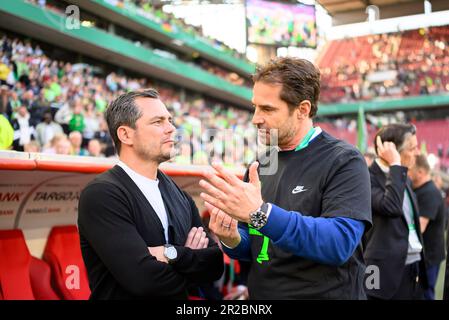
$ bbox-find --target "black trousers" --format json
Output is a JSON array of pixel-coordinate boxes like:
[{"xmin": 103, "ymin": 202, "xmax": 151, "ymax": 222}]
[
  {"xmin": 368, "ymin": 262, "xmax": 424, "ymax": 300},
  {"xmin": 390, "ymin": 262, "xmax": 424, "ymax": 300}
]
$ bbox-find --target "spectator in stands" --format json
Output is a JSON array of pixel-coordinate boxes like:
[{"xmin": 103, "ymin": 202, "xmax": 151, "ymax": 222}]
[
  {"xmin": 6, "ymin": 90, "xmax": 20, "ymax": 119},
  {"xmin": 68, "ymin": 131, "xmax": 88, "ymax": 156},
  {"xmin": 410, "ymin": 155, "xmax": 447, "ymax": 300},
  {"xmin": 41, "ymin": 133, "xmax": 67, "ymax": 154},
  {"xmin": 78, "ymin": 89, "xmax": 223, "ymax": 299},
  {"xmin": 0, "ymin": 113, "xmax": 13, "ymax": 149},
  {"xmin": 54, "ymin": 135, "xmax": 71, "ymax": 155},
  {"xmin": 87, "ymin": 139, "xmax": 103, "ymax": 157},
  {"xmin": 11, "ymin": 105, "xmax": 35, "ymax": 151},
  {"xmin": 201, "ymin": 57, "xmax": 372, "ymax": 299},
  {"xmin": 82, "ymin": 102, "xmax": 100, "ymax": 145},
  {"xmin": 0, "ymin": 85, "xmax": 9, "ymax": 115},
  {"xmin": 23, "ymin": 140, "xmax": 40, "ymax": 153},
  {"xmin": 35, "ymin": 110, "xmax": 63, "ymax": 147},
  {"xmin": 30, "ymin": 91, "xmax": 51, "ymax": 126},
  {"xmin": 54, "ymin": 97, "xmax": 72, "ymax": 135},
  {"xmin": 68, "ymin": 100, "xmax": 85, "ymax": 133},
  {"xmin": 365, "ymin": 124, "xmax": 427, "ymax": 300}
]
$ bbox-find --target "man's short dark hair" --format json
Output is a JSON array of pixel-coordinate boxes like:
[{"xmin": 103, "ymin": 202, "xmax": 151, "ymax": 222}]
[
  {"xmin": 252, "ymin": 57, "xmax": 321, "ymax": 118},
  {"xmin": 415, "ymin": 154, "xmax": 430, "ymax": 173},
  {"xmin": 105, "ymin": 89, "xmax": 159, "ymax": 154},
  {"xmin": 374, "ymin": 123, "xmax": 417, "ymax": 155}
]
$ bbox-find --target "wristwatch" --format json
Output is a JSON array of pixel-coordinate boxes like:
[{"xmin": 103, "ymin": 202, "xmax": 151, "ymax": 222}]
[
  {"xmin": 163, "ymin": 244, "xmax": 178, "ymax": 263},
  {"xmin": 249, "ymin": 202, "xmax": 270, "ymax": 229}
]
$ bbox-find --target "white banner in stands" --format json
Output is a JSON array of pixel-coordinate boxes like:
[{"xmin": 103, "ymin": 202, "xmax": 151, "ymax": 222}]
[
  {"xmin": 0, "ymin": 170, "xmax": 97, "ymax": 230},
  {"xmin": 0, "ymin": 178, "xmax": 31, "ymax": 230}
]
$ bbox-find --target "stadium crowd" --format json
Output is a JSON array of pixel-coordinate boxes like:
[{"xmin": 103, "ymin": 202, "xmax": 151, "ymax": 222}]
[
  {"xmin": 319, "ymin": 27, "xmax": 449, "ymax": 103},
  {"xmin": 26, "ymin": 0, "xmax": 251, "ymax": 89},
  {"xmin": 0, "ymin": 35, "xmax": 256, "ymax": 168},
  {"xmin": 2, "ymin": 33, "xmax": 449, "ymax": 172}
]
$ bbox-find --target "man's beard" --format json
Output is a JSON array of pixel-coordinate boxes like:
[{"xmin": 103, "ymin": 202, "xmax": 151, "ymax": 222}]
[
  {"xmin": 154, "ymin": 150, "xmax": 173, "ymax": 164},
  {"xmin": 136, "ymin": 143, "xmax": 174, "ymax": 164},
  {"xmin": 257, "ymin": 126, "xmax": 295, "ymax": 148},
  {"xmin": 257, "ymin": 128, "xmax": 277, "ymax": 146}
]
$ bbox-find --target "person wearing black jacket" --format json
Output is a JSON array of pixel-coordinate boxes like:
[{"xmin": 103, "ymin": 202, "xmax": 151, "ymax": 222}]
[
  {"xmin": 445, "ymin": 219, "xmax": 449, "ymax": 300},
  {"xmin": 364, "ymin": 123, "xmax": 427, "ymax": 300},
  {"xmin": 78, "ymin": 89, "xmax": 223, "ymax": 299},
  {"xmin": 410, "ymin": 154, "xmax": 446, "ymax": 300},
  {"xmin": 11, "ymin": 105, "xmax": 35, "ymax": 151}
]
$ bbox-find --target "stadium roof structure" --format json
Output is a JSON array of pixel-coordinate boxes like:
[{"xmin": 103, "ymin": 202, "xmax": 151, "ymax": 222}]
[
  {"xmin": 318, "ymin": 0, "xmax": 449, "ymax": 25},
  {"xmin": 70, "ymin": 0, "xmax": 255, "ymax": 76}
]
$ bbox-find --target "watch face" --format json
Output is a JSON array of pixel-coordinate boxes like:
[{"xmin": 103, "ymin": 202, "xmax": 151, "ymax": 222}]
[
  {"xmin": 250, "ymin": 209, "xmax": 267, "ymax": 229},
  {"xmin": 165, "ymin": 246, "xmax": 177, "ymax": 260}
]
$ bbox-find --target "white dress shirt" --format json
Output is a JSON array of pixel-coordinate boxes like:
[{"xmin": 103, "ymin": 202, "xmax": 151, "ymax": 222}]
[{"xmin": 117, "ymin": 161, "xmax": 169, "ymax": 241}]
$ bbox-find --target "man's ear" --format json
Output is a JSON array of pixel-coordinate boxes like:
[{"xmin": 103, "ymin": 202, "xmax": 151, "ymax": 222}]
[
  {"xmin": 418, "ymin": 168, "xmax": 426, "ymax": 176},
  {"xmin": 297, "ymin": 100, "xmax": 312, "ymax": 120},
  {"xmin": 117, "ymin": 125, "xmax": 134, "ymax": 148}
]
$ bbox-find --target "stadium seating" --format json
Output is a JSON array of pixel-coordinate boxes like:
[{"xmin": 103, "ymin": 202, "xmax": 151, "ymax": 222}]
[
  {"xmin": 318, "ymin": 26, "xmax": 449, "ymax": 103},
  {"xmin": 414, "ymin": 119, "xmax": 449, "ymax": 166},
  {"xmin": 43, "ymin": 225, "xmax": 90, "ymax": 300},
  {"xmin": 0, "ymin": 229, "xmax": 58, "ymax": 300},
  {"xmin": 29, "ymin": 257, "xmax": 60, "ymax": 300},
  {"xmin": 0, "ymin": 229, "xmax": 34, "ymax": 299}
]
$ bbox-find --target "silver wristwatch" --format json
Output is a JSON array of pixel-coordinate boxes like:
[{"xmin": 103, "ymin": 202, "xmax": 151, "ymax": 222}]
[
  {"xmin": 249, "ymin": 202, "xmax": 270, "ymax": 229},
  {"xmin": 163, "ymin": 244, "xmax": 178, "ymax": 263}
]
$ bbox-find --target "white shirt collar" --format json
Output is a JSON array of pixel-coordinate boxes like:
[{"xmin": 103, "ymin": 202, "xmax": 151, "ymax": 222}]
[
  {"xmin": 116, "ymin": 160, "xmax": 158, "ymax": 184},
  {"xmin": 375, "ymin": 158, "xmax": 390, "ymax": 174}
]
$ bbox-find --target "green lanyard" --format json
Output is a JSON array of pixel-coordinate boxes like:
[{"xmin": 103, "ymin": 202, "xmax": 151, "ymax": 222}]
[
  {"xmin": 249, "ymin": 127, "xmax": 317, "ymax": 265},
  {"xmin": 248, "ymin": 226, "xmax": 270, "ymax": 264},
  {"xmin": 405, "ymin": 189, "xmax": 416, "ymax": 231},
  {"xmin": 294, "ymin": 127, "xmax": 317, "ymax": 151}
]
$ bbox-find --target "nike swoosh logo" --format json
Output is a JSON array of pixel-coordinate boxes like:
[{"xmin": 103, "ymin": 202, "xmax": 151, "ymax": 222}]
[{"xmin": 292, "ymin": 186, "xmax": 308, "ymax": 194}]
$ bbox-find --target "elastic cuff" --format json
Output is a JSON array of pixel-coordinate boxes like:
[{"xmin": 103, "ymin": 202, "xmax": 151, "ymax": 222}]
[
  {"xmin": 221, "ymin": 240, "xmax": 237, "ymax": 249},
  {"xmin": 259, "ymin": 203, "xmax": 295, "ymax": 241}
]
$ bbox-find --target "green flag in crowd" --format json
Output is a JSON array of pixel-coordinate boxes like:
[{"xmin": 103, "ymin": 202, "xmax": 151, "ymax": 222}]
[{"xmin": 357, "ymin": 106, "xmax": 367, "ymax": 154}]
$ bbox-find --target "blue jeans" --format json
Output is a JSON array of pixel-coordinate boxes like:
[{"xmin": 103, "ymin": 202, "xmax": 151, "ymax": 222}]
[{"xmin": 424, "ymin": 264, "xmax": 441, "ymax": 300}]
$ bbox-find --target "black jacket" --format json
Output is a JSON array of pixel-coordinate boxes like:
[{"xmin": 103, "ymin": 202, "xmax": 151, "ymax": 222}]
[
  {"xmin": 445, "ymin": 220, "xmax": 449, "ymax": 300},
  {"xmin": 11, "ymin": 116, "xmax": 35, "ymax": 150},
  {"xmin": 364, "ymin": 161, "xmax": 427, "ymax": 299},
  {"xmin": 78, "ymin": 165, "xmax": 224, "ymax": 299}
]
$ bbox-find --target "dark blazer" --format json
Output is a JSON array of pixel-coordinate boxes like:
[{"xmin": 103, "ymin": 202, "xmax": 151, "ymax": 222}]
[
  {"xmin": 364, "ymin": 161, "xmax": 427, "ymax": 299},
  {"xmin": 445, "ymin": 220, "xmax": 449, "ymax": 300},
  {"xmin": 78, "ymin": 165, "xmax": 224, "ymax": 299}
]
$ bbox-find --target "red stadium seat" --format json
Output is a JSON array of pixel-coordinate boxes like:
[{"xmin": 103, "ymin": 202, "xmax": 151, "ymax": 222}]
[
  {"xmin": 43, "ymin": 225, "xmax": 90, "ymax": 300},
  {"xmin": 30, "ymin": 257, "xmax": 60, "ymax": 300},
  {"xmin": 0, "ymin": 229, "xmax": 60, "ymax": 300},
  {"xmin": 0, "ymin": 229, "xmax": 34, "ymax": 300}
]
